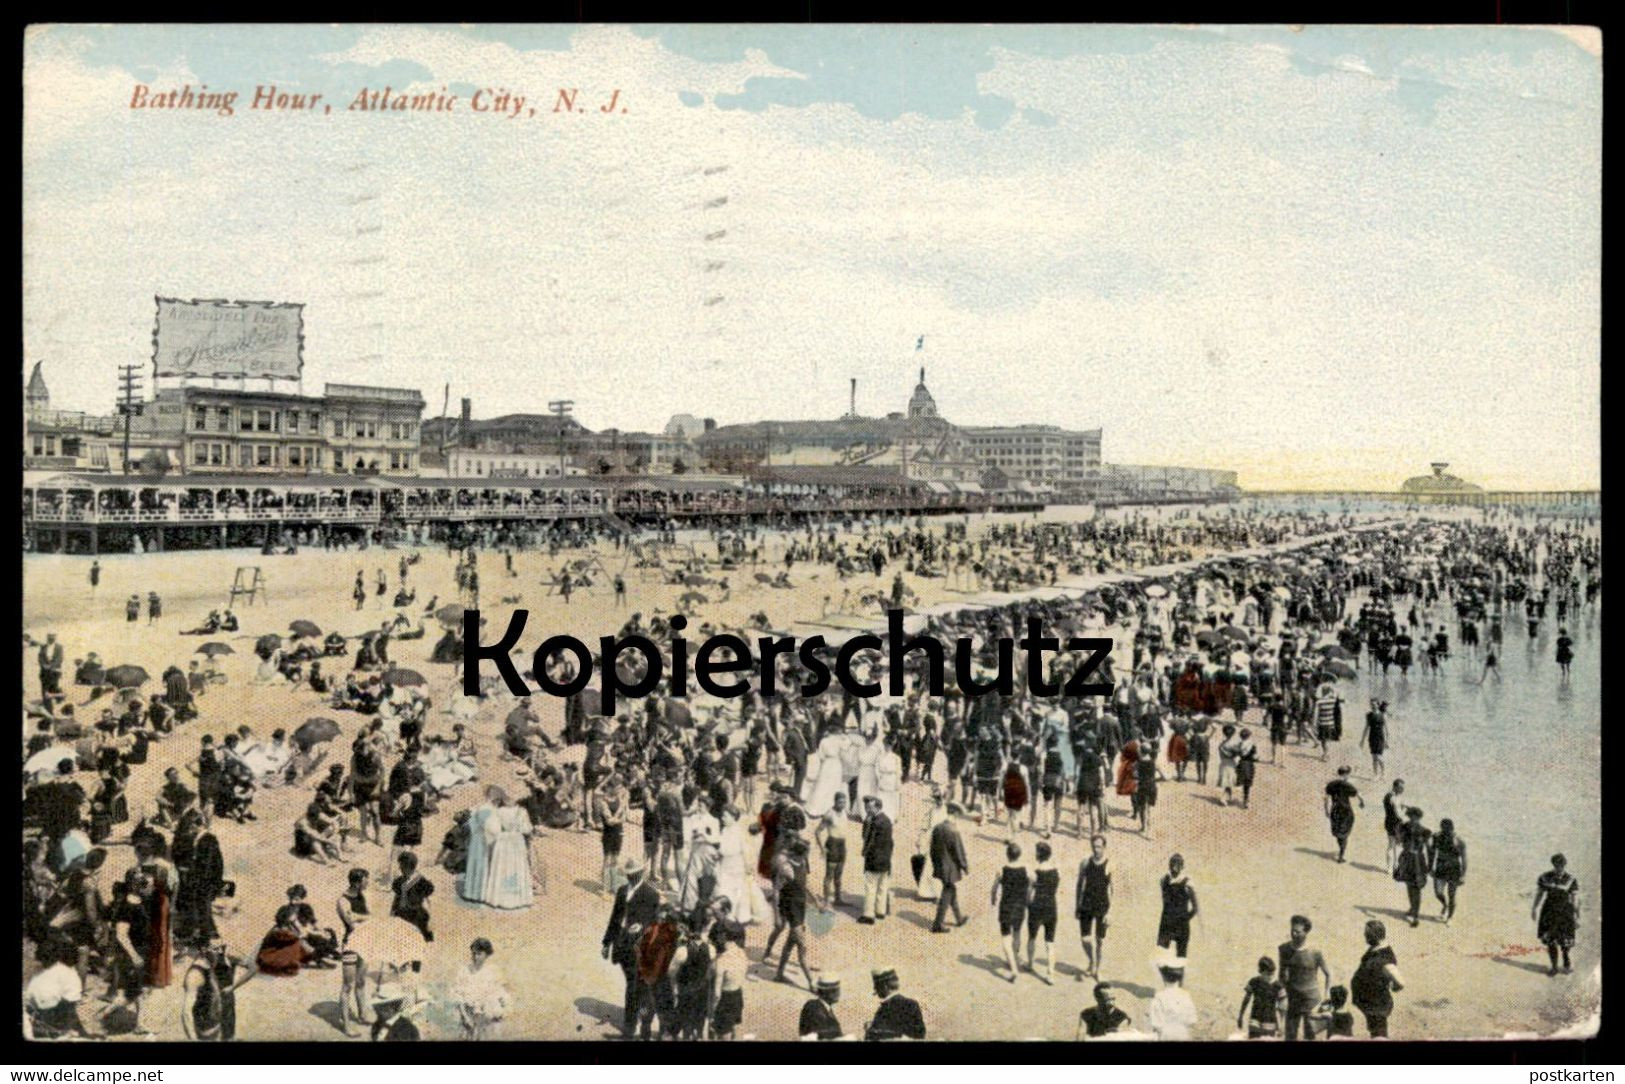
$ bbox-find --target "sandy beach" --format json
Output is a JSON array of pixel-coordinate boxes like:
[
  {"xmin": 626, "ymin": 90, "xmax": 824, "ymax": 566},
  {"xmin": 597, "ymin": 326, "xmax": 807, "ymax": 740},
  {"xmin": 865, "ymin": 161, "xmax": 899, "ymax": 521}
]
[{"xmin": 20, "ymin": 504, "xmax": 1601, "ymax": 1043}]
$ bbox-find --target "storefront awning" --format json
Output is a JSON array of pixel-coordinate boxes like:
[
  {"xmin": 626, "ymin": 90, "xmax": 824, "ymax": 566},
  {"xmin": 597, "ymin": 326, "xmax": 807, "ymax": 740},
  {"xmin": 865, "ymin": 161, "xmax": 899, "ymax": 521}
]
[{"xmin": 925, "ymin": 481, "xmax": 950, "ymax": 494}]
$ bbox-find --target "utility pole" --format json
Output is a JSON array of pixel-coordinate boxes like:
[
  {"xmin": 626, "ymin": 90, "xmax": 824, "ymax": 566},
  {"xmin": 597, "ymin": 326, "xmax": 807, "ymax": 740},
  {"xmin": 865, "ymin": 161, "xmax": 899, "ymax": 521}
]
[
  {"xmin": 116, "ymin": 364, "xmax": 144, "ymax": 474},
  {"xmin": 548, "ymin": 399, "xmax": 574, "ymax": 479}
]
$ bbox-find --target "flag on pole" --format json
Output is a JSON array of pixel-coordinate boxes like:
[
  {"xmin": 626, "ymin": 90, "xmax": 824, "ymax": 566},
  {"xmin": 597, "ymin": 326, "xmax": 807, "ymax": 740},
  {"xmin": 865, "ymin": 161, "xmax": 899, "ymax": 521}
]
[{"xmin": 916, "ymin": 335, "xmax": 925, "ymax": 351}]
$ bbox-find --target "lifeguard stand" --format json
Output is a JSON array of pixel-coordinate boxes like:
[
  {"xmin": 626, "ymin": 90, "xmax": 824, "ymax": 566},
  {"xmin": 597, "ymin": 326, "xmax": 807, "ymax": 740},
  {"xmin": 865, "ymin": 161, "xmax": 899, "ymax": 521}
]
[{"xmin": 228, "ymin": 566, "xmax": 267, "ymax": 608}]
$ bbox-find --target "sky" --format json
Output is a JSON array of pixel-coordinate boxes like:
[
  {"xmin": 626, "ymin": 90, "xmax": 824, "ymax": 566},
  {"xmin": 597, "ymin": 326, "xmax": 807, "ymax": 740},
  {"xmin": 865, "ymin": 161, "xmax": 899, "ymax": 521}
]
[{"xmin": 22, "ymin": 24, "xmax": 1601, "ymax": 490}]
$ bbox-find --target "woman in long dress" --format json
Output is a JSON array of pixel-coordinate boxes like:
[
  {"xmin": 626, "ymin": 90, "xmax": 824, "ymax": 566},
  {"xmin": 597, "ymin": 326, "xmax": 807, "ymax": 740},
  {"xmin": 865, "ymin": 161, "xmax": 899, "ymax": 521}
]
[
  {"xmin": 801, "ymin": 725, "xmax": 849, "ymax": 817},
  {"xmin": 480, "ymin": 793, "xmax": 535, "ymax": 910},
  {"xmin": 712, "ymin": 805, "xmax": 769, "ymax": 925},
  {"xmin": 460, "ymin": 795, "xmax": 497, "ymax": 904},
  {"xmin": 854, "ymin": 725, "xmax": 902, "ymax": 823}
]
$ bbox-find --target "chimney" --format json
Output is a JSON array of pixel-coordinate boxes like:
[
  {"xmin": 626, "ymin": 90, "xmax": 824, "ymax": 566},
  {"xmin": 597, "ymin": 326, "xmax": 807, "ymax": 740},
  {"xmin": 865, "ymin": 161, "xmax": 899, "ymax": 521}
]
[
  {"xmin": 850, "ymin": 378, "xmax": 857, "ymax": 417},
  {"xmin": 461, "ymin": 398, "xmax": 472, "ymax": 424},
  {"xmin": 703, "ymin": 418, "xmax": 716, "ymax": 432}
]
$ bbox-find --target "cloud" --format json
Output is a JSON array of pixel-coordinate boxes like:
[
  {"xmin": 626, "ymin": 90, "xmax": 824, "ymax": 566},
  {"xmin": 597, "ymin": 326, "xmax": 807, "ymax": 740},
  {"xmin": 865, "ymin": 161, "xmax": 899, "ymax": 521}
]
[{"xmin": 19, "ymin": 25, "xmax": 1601, "ymax": 490}]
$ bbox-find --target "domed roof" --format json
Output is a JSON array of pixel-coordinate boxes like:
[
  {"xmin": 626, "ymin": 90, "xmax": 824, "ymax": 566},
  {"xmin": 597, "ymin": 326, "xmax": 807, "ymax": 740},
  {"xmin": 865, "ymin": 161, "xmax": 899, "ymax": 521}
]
[
  {"xmin": 907, "ymin": 367, "xmax": 937, "ymax": 419},
  {"xmin": 1401, "ymin": 462, "xmax": 1482, "ymax": 493}
]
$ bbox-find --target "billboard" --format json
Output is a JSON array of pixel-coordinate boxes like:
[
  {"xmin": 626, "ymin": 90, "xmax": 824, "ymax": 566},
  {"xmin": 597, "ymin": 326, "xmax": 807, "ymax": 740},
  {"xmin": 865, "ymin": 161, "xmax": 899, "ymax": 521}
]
[{"xmin": 152, "ymin": 297, "xmax": 305, "ymax": 379}]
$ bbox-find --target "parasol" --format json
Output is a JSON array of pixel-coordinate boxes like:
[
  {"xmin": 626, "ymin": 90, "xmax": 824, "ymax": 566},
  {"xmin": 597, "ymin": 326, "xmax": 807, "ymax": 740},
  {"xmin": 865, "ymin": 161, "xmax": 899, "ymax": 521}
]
[
  {"xmin": 293, "ymin": 717, "xmax": 342, "ymax": 748},
  {"xmin": 24, "ymin": 745, "xmax": 80, "ymax": 778},
  {"xmin": 1319, "ymin": 645, "xmax": 1356, "ymax": 661},
  {"xmin": 342, "ymin": 916, "xmax": 431, "ymax": 966},
  {"xmin": 196, "ymin": 642, "xmax": 234, "ymax": 658},
  {"xmin": 1143, "ymin": 584, "xmax": 1169, "ymax": 599},
  {"xmin": 382, "ymin": 668, "xmax": 427, "ymax": 688},
  {"xmin": 433, "ymin": 604, "xmax": 468, "ymax": 625},
  {"xmin": 103, "ymin": 664, "xmax": 149, "ymax": 689},
  {"xmin": 289, "ymin": 620, "xmax": 322, "ymax": 638},
  {"xmin": 255, "ymin": 633, "xmax": 282, "ymax": 658},
  {"xmin": 1319, "ymin": 660, "xmax": 1358, "ymax": 681}
]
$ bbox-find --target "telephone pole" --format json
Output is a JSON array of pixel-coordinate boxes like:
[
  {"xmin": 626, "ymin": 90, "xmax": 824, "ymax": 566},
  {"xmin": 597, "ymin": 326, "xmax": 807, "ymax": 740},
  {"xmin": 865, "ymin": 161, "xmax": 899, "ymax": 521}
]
[
  {"xmin": 548, "ymin": 399, "xmax": 574, "ymax": 479},
  {"xmin": 116, "ymin": 364, "xmax": 144, "ymax": 474}
]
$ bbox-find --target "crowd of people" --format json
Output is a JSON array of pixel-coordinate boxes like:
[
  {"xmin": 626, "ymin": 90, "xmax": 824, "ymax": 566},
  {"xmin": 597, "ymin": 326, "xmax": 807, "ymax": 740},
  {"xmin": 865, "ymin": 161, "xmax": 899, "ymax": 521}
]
[{"xmin": 21, "ymin": 501, "xmax": 1599, "ymax": 1041}]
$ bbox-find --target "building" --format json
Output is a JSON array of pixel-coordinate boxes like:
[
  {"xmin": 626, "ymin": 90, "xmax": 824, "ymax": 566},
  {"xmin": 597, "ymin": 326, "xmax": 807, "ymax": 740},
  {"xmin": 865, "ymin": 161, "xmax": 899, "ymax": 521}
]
[
  {"xmin": 155, "ymin": 385, "xmax": 328, "ymax": 474},
  {"xmin": 323, "ymin": 383, "xmax": 427, "ymax": 475},
  {"xmin": 962, "ymin": 423, "xmax": 1103, "ymax": 493},
  {"xmin": 438, "ymin": 448, "xmax": 584, "ymax": 478},
  {"xmin": 1400, "ymin": 462, "xmax": 1485, "ymax": 505},
  {"xmin": 693, "ymin": 369, "xmax": 983, "ymax": 485},
  {"xmin": 24, "ymin": 363, "xmax": 179, "ymax": 473},
  {"xmin": 421, "ymin": 408, "xmax": 590, "ymax": 453},
  {"xmin": 664, "ymin": 413, "xmax": 712, "ymax": 441},
  {"xmin": 421, "ymin": 402, "xmax": 693, "ymax": 475},
  {"xmin": 24, "ymin": 372, "xmax": 425, "ymax": 478}
]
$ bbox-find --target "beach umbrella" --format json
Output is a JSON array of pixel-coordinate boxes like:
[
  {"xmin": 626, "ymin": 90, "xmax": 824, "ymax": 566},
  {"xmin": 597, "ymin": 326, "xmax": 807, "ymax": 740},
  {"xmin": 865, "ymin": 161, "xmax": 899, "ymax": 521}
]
[
  {"xmin": 103, "ymin": 664, "xmax": 149, "ymax": 689},
  {"xmin": 1319, "ymin": 645, "xmax": 1356, "ymax": 661},
  {"xmin": 1143, "ymin": 584, "xmax": 1169, "ymax": 599},
  {"xmin": 1218, "ymin": 626, "xmax": 1249, "ymax": 642},
  {"xmin": 196, "ymin": 642, "xmax": 234, "ymax": 658},
  {"xmin": 24, "ymin": 745, "xmax": 80, "ymax": 778},
  {"xmin": 434, "ymin": 604, "xmax": 468, "ymax": 625},
  {"xmin": 289, "ymin": 620, "xmax": 322, "ymax": 638},
  {"xmin": 342, "ymin": 916, "xmax": 430, "ymax": 966},
  {"xmin": 255, "ymin": 633, "xmax": 282, "ymax": 656},
  {"xmin": 1320, "ymin": 660, "xmax": 1358, "ymax": 681},
  {"xmin": 383, "ymin": 668, "xmax": 427, "ymax": 688},
  {"xmin": 293, "ymin": 717, "xmax": 342, "ymax": 748}
]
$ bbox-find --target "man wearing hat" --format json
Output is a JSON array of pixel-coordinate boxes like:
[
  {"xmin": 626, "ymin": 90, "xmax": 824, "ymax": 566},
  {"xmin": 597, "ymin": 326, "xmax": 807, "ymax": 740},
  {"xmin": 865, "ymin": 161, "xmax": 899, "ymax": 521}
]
[
  {"xmin": 859, "ymin": 795, "xmax": 893, "ymax": 923},
  {"xmin": 864, "ymin": 967, "xmax": 925, "ymax": 1041},
  {"xmin": 601, "ymin": 854, "xmax": 660, "ymax": 1037},
  {"xmin": 369, "ymin": 982, "xmax": 420, "ymax": 1041},
  {"xmin": 928, "ymin": 806, "xmax": 970, "ymax": 932},
  {"xmin": 799, "ymin": 974, "xmax": 844, "ymax": 1040}
]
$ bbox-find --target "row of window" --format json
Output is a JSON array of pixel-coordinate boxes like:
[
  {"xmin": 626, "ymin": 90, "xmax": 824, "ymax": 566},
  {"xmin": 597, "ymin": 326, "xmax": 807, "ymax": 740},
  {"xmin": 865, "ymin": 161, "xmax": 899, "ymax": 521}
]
[
  {"xmin": 192, "ymin": 442, "xmax": 323, "ymax": 469},
  {"xmin": 189, "ymin": 406, "xmax": 416, "ymax": 441},
  {"xmin": 187, "ymin": 442, "xmax": 414, "ymax": 471}
]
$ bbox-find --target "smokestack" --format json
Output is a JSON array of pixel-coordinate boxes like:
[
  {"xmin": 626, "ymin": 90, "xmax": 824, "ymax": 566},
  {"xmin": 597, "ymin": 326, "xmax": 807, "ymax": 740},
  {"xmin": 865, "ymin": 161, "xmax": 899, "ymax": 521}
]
[
  {"xmin": 850, "ymin": 378, "xmax": 856, "ymax": 417},
  {"xmin": 461, "ymin": 398, "xmax": 472, "ymax": 424},
  {"xmin": 703, "ymin": 418, "xmax": 716, "ymax": 433}
]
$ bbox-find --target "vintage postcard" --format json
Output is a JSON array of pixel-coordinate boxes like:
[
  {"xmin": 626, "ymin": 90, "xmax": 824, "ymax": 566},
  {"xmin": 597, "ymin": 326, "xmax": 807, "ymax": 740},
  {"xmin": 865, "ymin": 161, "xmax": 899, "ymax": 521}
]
[{"xmin": 20, "ymin": 24, "xmax": 1600, "ymax": 1047}]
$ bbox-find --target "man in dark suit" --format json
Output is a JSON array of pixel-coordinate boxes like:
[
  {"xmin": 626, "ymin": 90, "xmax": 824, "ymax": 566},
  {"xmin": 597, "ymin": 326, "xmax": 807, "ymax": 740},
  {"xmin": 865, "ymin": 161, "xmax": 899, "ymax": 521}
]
[
  {"xmin": 929, "ymin": 814, "xmax": 969, "ymax": 932},
  {"xmin": 799, "ymin": 974, "xmax": 844, "ymax": 1040},
  {"xmin": 600, "ymin": 855, "xmax": 661, "ymax": 1036},
  {"xmin": 859, "ymin": 796, "xmax": 893, "ymax": 923},
  {"xmin": 782, "ymin": 722, "xmax": 808, "ymax": 796},
  {"xmin": 37, "ymin": 633, "xmax": 64, "ymax": 699},
  {"xmin": 388, "ymin": 851, "xmax": 435, "ymax": 942},
  {"xmin": 865, "ymin": 968, "xmax": 926, "ymax": 1041}
]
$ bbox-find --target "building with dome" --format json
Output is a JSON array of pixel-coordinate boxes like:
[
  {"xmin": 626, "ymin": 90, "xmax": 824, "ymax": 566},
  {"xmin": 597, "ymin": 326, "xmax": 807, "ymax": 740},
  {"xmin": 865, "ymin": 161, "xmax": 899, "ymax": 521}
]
[
  {"xmin": 694, "ymin": 367, "xmax": 985, "ymax": 486},
  {"xmin": 1401, "ymin": 462, "xmax": 1485, "ymax": 505}
]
